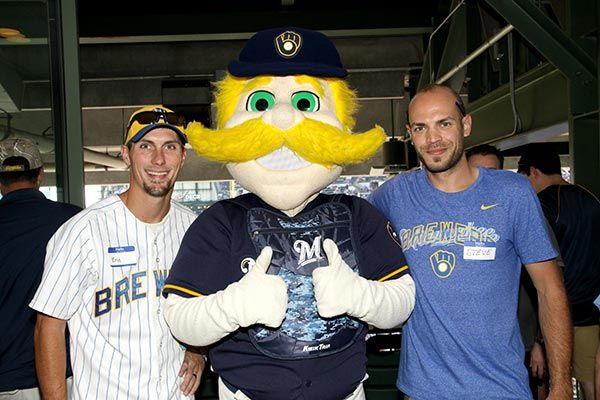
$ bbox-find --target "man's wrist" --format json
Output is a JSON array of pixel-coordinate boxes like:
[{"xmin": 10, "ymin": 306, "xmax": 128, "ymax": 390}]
[{"xmin": 535, "ymin": 336, "xmax": 544, "ymax": 345}]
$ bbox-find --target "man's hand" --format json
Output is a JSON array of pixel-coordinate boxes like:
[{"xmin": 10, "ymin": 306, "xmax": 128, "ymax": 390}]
[
  {"xmin": 178, "ymin": 350, "xmax": 206, "ymax": 396},
  {"xmin": 530, "ymin": 342, "xmax": 546, "ymax": 379}
]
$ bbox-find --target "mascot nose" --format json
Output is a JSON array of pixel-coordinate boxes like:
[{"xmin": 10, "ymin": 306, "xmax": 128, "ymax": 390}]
[{"xmin": 262, "ymin": 103, "xmax": 302, "ymax": 130}]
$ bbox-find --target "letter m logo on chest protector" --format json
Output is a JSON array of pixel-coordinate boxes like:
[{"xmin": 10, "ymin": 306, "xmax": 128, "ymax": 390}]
[
  {"xmin": 236, "ymin": 197, "xmax": 365, "ymax": 360},
  {"xmin": 294, "ymin": 236, "xmax": 323, "ymax": 267}
]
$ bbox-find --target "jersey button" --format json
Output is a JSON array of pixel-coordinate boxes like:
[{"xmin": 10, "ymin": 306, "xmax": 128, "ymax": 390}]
[{"xmin": 305, "ymin": 380, "xmax": 311, "ymax": 387}]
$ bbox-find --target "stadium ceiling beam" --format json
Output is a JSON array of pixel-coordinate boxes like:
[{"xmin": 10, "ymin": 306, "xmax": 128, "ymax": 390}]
[{"xmin": 484, "ymin": 0, "xmax": 597, "ymax": 89}]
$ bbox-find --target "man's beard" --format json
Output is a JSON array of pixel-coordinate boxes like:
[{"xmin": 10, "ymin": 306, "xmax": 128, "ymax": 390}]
[
  {"xmin": 417, "ymin": 143, "xmax": 463, "ymax": 174},
  {"xmin": 143, "ymin": 182, "xmax": 173, "ymax": 198},
  {"xmin": 417, "ymin": 138, "xmax": 464, "ymax": 173}
]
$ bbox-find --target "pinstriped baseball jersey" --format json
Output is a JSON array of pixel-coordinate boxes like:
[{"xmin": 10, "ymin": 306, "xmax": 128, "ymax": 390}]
[{"xmin": 30, "ymin": 195, "xmax": 197, "ymax": 400}]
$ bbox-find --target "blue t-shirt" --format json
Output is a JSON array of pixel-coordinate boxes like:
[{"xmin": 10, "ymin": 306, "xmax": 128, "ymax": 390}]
[
  {"xmin": 369, "ymin": 168, "xmax": 557, "ymax": 400},
  {"xmin": 165, "ymin": 193, "xmax": 409, "ymax": 400}
]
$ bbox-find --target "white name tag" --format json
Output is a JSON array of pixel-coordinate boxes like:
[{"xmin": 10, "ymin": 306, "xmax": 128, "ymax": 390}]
[
  {"xmin": 107, "ymin": 246, "xmax": 137, "ymax": 267},
  {"xmin": 463, "ymin": 246, "xmax": 496, "ymax": 260}
]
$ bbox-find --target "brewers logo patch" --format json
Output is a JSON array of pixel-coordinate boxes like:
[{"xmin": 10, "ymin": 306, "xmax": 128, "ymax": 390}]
[
  {"xmin": 275, "ymin": 30, "xmax": 302, "ymax": 58},
  {"xmin": 430, "ymin": 249, "xmax": 456, "ymax": 278}
]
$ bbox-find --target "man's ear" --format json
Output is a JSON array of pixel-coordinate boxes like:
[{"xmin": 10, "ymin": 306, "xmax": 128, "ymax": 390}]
[
  {"xmin": 405, "ymin": 124, "xmax": 412, "ymax": 143},
  {"xmin": 462, "ymin": 114, "xmax": 472, "ymax": 138},
  {"xmin": 121, "ymin": 145, "xmax": 131, "ymax": 167},
  {"xmin": 37, "ymin": 167, "xmax": 45, "ymax": 187}
]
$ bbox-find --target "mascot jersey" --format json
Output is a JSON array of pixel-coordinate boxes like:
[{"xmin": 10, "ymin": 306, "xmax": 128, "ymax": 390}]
[
  {"xmin": 164, "ymin": 193, "xmax": 408, "ymax": 400},
  {"xmin": 369, "ymin": 167, "xmax": 557, "ymax": 400}
]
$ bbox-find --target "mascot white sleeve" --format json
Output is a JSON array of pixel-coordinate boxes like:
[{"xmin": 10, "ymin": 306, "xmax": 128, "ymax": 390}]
[{"xmin": 163, "ymin": 27, "xmax": 415, "ymax": 399}]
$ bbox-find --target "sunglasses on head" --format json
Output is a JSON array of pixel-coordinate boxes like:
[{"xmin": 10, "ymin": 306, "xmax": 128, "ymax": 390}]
[{"xmin": 127, "ymin": 109, "xmax": 185, "ymax": 131}]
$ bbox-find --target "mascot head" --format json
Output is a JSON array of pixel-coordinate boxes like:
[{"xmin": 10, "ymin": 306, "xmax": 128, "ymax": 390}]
[{"xmin": 188, "ymin": 27, "xmax": 385, "ymax": 214}]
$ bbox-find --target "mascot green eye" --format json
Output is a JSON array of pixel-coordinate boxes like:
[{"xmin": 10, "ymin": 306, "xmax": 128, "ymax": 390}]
[
  {"xmin": 247, "ymin": 90, "xmax": 275, "ymax": 112},
  {"xmin": 291, "ymin": 91, "xmax": 320, "ymax": 112}
]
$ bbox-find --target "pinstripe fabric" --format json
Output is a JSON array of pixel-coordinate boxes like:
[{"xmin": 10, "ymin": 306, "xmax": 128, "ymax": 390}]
[{"xmin": 30, "ymin": 195, "xmax": 197, "ymax": 400}]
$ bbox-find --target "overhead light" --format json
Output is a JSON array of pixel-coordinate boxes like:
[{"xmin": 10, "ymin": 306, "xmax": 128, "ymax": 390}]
[
  {"xmin": 0, "ymin": 28, "xmax": 31, "ymax": 43},
  {"xmin": 0, "ymin": 28, "xmax": 21, "ymax": 38}
]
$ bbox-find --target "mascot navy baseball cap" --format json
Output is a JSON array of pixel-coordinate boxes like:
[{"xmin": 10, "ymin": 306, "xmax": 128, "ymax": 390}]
[{"xmin": 228, "ymin": 27, "xmax": 347, "ymax": 78}]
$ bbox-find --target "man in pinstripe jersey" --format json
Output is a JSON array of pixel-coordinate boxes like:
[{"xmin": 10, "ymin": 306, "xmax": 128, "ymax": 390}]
[{"xmin": 30, "ymin": 106, "xmax": 205, "ymax": 399}]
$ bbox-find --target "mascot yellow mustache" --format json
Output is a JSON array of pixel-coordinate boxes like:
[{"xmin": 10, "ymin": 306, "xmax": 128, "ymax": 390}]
[{"xmin": 163, "ymin": 27, "xmax": 415, "ymax": 400}]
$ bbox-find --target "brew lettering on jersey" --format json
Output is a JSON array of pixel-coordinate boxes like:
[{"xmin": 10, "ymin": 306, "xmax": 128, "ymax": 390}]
[{"xmin": 94, "ymin": 268, "xmax": 169, "ymax": 317}]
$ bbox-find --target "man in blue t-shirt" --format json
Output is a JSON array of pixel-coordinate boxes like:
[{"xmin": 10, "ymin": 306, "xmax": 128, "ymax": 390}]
[{"xmin": 369, "ymin": 84, "xmax": 572, "ymax": 399}]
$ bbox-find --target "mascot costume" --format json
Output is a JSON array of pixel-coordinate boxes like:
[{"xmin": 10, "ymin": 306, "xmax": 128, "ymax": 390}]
[{"xmin": 163, "ymin": 27, "xmax": 415, "ymax": 400}]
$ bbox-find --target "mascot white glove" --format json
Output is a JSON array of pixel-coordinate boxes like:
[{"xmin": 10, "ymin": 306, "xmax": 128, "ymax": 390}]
[
  {"xmin": 312, "ymin": 238, "xmax": 415, "ymax": 329},
  {"xmin": 163, "ymin": 247, "xmax": 288, "ymax": 347}
]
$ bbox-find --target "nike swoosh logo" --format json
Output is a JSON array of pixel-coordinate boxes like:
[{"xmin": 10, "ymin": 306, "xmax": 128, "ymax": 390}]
[{"xmin": 480, "ymin": 204, "xmax": 498, "ymax": 210}]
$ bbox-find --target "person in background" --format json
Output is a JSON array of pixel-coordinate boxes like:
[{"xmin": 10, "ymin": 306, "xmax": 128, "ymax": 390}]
[
  {"xmin": 29, "ymin": 106, "xmax": 205, "ymax": 400},
  {"xmin": 0, "ymin": 138, "xmax": 81, "ymax": 399},
  {"xmin": 518, "ymin": 143, "xmax": 600, "ymax": 400},
  {"xmin": 467, "ymin": 142, "xmax": 548, "ymax": 399},
  {"xmin": 370, "ymin": 84, "xmax": 572, "ymax": 399},
  {"xmin": 465, "ymin": 143, "xmax": 504, "ymax": 170}
]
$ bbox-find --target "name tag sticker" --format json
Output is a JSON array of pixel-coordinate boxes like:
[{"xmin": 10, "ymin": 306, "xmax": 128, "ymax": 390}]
[
  {"xmin": 463, "ymin": 246, "xmax": 496, "ymax": 260},
  {"xmin": 107, "ymin": 246, "xmax": 137, "ymax": 267}
]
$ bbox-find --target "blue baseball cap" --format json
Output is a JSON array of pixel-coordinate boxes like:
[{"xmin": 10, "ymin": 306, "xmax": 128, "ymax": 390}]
[{"xmin": 228, "ymin": 27, "xmax": 347, "ymax": 78}]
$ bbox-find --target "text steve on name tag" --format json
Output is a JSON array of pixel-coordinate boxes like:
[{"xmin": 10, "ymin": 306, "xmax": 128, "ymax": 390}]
[{"xmin": 463, "ymin": 246, "xmax": 496, "ymax": 260}]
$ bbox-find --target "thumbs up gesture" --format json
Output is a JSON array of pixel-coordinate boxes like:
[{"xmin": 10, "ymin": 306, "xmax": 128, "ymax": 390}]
[
  {"xmin": 312, "ymin": 239, "xmax": 416, "ymax": 329},
  {"xmin": 312, "ymin": 239, "xmax": 360, "ymax": 318},
  {"xmin": 229, "ymin": 247, "xmax": 288, "ymax": 328}
]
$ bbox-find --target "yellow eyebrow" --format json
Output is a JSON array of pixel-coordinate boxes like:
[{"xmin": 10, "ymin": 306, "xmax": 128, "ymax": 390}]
[{"xmin": 294, "ymin": 75, "xmax": 325, "ymax": 97}]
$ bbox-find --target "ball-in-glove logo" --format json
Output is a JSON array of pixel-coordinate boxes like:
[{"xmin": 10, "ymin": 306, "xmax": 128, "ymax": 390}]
[
  {"xmin": 240, "ymin": 257, "xmax": 256, "ymax": 274},
  {"xmin": 275, "ymin": 30, "xmax": 302, "ymax": 58},
  {"xmin": 430, "ymin": 250, "xmax": 456, "ymax": 278}
]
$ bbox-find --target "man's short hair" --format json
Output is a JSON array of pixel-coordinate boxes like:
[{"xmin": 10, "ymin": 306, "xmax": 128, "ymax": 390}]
[
  {"xmin": 466, "ymin": 144, "xmax": 504, "ymax": 169},
  {"xmin": 407, "ymin": 84, "xmax": 466, "ymax": 124},
  {"xmin": 0, "ymin": 157, "xmax": 42, "ymax": 186},
  {"xmin": 517, "ymin": 144, "xmax": 561, "ymax": 176}
]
